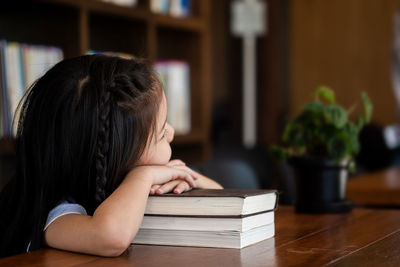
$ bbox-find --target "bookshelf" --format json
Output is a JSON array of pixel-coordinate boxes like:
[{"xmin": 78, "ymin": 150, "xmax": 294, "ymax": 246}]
[{"xmin": 0, "ymin": 0, "xmax": 212, "ymax": 182}]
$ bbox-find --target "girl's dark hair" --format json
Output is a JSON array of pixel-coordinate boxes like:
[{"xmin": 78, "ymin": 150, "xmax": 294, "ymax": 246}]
[{"xmin": 0, "ymin": 54, "xmax": 162, "ymax": 257}]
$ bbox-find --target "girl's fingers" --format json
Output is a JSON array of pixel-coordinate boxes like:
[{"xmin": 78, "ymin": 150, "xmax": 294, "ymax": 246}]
[
  {"xmin": 151, "ymin": 184, "xmax": 161, "ymax": 190},
  {"xmin": 152, "ymin": 165, "xmax": 196, "ymax": 188},
  {"xmin": 170, "ymin": 168, "xmax": 197, "ymax": 187},
  {"xmin": 149, "ymin": 184, "xmax": 161, "ymax": 195},
  {"xmin": 173, "ymin": 165, "xmax": 201, "ymax": 180},
  {"xmin": 166, "ymin": 159, "xmax": 186, "ymax": 167},
  {"xmin": 182, "ymin": 173, "xmax": 196, "ymax": 188},
  {"xmin": 173, "ymin": 181, "xmax": 191, "ymax": 194},
  {"xmin": 155, "ymin": 180, "xmax": 181, "ymax": 194}
]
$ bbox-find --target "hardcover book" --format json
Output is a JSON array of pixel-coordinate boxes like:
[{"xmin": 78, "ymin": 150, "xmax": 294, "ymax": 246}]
[
  {"xmin": 144, "ymin": 189, "xmax": 278, "ymax": 216},
  {"xmin": 133, "ymin": 223, "xmax": 275, "ymax": 249},
  {"xmin": 141, "ymin": 211, "xmax": 274, "ymax": 232}
]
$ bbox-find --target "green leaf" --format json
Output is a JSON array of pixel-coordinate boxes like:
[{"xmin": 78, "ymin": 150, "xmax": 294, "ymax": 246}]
[
  {"xmin": 356, "ymin": 115, "xmax": 364, "ymax": 132},
  {"xmin": 282, "ymin": 122, "xmax": 295, "ymax": 143},
  {"xmin": 282, "ymin": 122, "xmax": 303, "ymax": 144},
  {"xmin": 344, "ymin": 122, "xmax": 360, "ymax": 155},
  {"xmin": 324, "ymin": 105, "xmax": 348, "ymax": 128},
  {"xmin": 317, "ymin": 124, "xmax": 336, "ymax": 144},
  {"xmin": 314, "ymin": 86, "xmax": 335, "ymax": 104},
  {"xmin": 327, "ymin": 133, "xmax": 349, "ymax": 162},
  {"xmin": 361, "ymin": 92, "xmax": 373, "ymax": 123},
  {"xmin": 303, "ymin": 101, "xmax": 325, "ymax": 115},
  {"xmin": 348, "ymin": 160, "xmax": 356, "ymax": 173},
  {"xmin": 269, "ymin": 145, "xmax": 288, "ymax": 161}
]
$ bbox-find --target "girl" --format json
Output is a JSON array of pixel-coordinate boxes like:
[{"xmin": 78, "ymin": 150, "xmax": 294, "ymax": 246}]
[{"xmin": 0, "ymin": 55, "xmax": 222, "ymax": 258}]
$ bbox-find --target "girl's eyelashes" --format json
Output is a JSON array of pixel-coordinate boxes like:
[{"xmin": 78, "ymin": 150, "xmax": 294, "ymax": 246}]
[{"xmin": 160, "ymin": 128, "xmax": 167, "ymax": 140}]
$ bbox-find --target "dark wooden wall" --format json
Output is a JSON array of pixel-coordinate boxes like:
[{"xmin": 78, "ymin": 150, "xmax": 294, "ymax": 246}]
[
  {"xmin": 259, "ymin": 0, "xmax": 400, "ymax": 147},
  {"xmin": 290, "ymin": 0, "xmax": 400, "ymax": 126}
]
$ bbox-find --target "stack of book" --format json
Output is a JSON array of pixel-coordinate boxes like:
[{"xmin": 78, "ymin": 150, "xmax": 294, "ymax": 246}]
[{"xmin": 133, "ymin": 189, "xmax": 278, "ymax": 249}]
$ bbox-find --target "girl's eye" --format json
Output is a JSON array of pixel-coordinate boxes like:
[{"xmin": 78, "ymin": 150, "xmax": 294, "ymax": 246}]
[{"xmin": 162, "ymin": 129, "xmax": 167, "ymax": 139}]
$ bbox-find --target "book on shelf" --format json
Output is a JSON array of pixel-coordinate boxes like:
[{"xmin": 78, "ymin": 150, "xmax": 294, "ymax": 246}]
[
  {"xmin": 151, "ymin": 0, "xmax": 169, "ymax": 15},
  {"xmin": 144, "ymin": 189, "xmax": 278, "ymax": 216},
  {"xmin": 4, "ymin": 42, "xmax": 25, "ymax": 136},
  {"xmin": 151, "ymin": 0, "xmax": 191, "ymax": 17},
  {"xmin": 0, "ymin": 40, "xmax": 13, "ymax": 138},
  {"xmin": 0, "ymin": 41, "xmax": 7, "ymax": 137},
  {"xmin": 0, "ymin": 40, "xmax": 63, "ymax": 138},
  {"xmin": 97, "ymin": 0, "xmax": 138, "ymax": 7},
  {"xmin": 170, "ymin": 0, "xmax": 191, "ymax": 17},
  {"xmin": 154, "ymin": 60, "xmax": 191, "ymax": 135},
  {"xmin": 22, "ymin": 45, "xmax": 63, "ymax": 91},
  {"xmin": 86, "ymin": 50, "xmax": 134, "ymax": 59},
  {"xmin": 132, "ymin": 189, "xmax": 278, "ymax": 249}
]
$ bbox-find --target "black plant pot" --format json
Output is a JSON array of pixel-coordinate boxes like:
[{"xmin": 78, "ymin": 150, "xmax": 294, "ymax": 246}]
[{"xmin": 289, "ymin": 157, "xmax": 353, "ymax": 213}]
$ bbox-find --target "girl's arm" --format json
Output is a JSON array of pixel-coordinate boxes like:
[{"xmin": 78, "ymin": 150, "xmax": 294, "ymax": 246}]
[{"xmin": 44, "ymin": 166, "xmax": 196, "ymax": 257}]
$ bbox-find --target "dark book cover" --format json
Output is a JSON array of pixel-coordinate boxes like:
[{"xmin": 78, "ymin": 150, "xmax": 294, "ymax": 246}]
[
  {"xmin": 149, "ymin": 189, "xmax": 278, "ymax": 198},
  {"xmin": 145, "ymin": 189, "xmax": 280, "ymax": 217},
  {"xmin": 144, "ymin": 209, "xmax": 275, "ymax": 218}
]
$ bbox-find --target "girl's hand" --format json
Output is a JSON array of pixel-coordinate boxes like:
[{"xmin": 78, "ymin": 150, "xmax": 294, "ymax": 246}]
[
  {"xmin": 150, "ymin": 179, "xmax": 192, "ymax": 195},
  {"xmin": 149, "ymin": 160, "xmax": 189, "ymax": 194},
  {"xmin": 149, "ymin": 160, "xmax": 223, "ymax": 195},
  {"xmin": 166, "ymin": 159, "xmax": 186, "ymax": 167},
  {"xmin": 169, "ymin": 162, "xmax": 223, "ymax": 190},
  {"xmin": 131, "ymin": 164, "xmax": 197, "ymax": 189}
]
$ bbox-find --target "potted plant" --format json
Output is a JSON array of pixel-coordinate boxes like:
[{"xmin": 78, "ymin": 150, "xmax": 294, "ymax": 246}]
[{"xmin": 270, "ymin": 86, "xmax": 373, "ymax": 213}]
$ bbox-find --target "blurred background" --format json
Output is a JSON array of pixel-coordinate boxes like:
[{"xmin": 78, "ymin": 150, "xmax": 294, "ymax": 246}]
[{"xmin": 1, "ymin": 0, "xmax": 400, "ymax": 205}]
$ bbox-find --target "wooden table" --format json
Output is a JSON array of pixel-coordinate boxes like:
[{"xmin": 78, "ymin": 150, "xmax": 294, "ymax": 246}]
[
  {"xmin": 1, "ymin": 206, "xmax": 400, "ymax": 266},
  {"xmin": 347, "ymin": 167, "xmax": 400, "ymax": 207}
]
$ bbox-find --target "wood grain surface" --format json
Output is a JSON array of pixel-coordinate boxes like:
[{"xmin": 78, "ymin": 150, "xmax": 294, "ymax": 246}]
[
  {"xmin": 347, "ymin": 167, "xmax": 400, "ymax": 207},
  {"xmin": 1, "ymin": 206, "xmax": 400, "ymax": 266}
]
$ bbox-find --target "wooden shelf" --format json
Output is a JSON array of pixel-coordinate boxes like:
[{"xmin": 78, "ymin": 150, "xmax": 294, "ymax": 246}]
[
  {"xmin": 41, "ymin": 0, "xmax": 204, "ymax": 28},
  {"xmin": 154, "ymin": 15, "xmax": 204, "ymax": 32},
  {"xmin": 173, "ymin": 131, "xmax": 204, "ymax": 145},
  {"xmin": 86, "ymin": 1, "xmax": 150, "ymax": 21}
]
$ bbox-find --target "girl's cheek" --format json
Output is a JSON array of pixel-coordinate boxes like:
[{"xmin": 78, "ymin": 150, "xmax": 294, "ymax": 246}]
[
  {"xmin": 167, "ymin": 146, "xmax": 172, "ymax": 161},
  {"xmin": 167, "ymin": 126, "xmax": 175, "ymax": 143}
]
